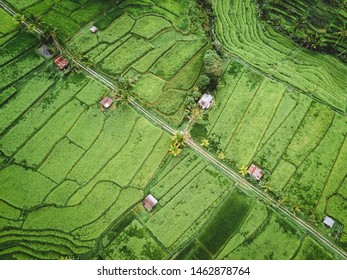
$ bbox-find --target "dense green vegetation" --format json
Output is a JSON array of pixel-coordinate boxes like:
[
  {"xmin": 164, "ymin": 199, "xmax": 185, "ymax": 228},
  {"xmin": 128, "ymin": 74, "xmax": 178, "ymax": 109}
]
[
  {"xmin": 257, "ymin": 0, "xmax": 347, "ymax": 62},
  {"xmin": 0, "ymin": 0, "xmax": 346, "ymax": 260}
]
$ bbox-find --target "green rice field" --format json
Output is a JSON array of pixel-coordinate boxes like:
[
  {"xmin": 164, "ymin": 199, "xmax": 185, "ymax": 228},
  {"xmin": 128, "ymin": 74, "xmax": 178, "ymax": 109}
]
[{"xmin": 0, "ymin": 0, "xmax": 346, "ymax": 260}]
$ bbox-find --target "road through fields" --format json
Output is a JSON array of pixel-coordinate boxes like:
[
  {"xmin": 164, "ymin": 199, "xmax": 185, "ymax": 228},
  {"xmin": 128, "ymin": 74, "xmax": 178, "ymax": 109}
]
[{"xmin": 1, "ymin": 0, "xmax": 346, "ymax": 259}]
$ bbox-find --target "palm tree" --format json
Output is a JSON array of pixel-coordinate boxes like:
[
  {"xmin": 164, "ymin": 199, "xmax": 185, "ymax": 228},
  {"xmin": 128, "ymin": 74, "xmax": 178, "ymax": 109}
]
[
  {"xmin": 188, "ymin": 104, "xmax": 203, "ymax": 123},
  {"xmin": 47, "ymin": 27, "xmax": 61, "ymax": 51},
  {"xmin": 200, "ymin": 138, "xmax": 209, "ymax": 148},
  {"xmin": 13, "ymin": 13, "xmax": 26, "ymax": 24},
  {"xmin": 114, "ymin": 75, "xmax": 137, "ymax": 105},
  {"xmin": 277, "ymin": 196, "xmax": 288, "ymax": 206},
  {"xmin": 32, "ymin": 15, "xmax": 42, "ymax": 27},
  {"xmin": 239, "ymin": 165, "xmax": 248, "ymax": 177},
  {"xmin": 84, "ymin": 55, "xmax": 95, "ymax": 68},
  {"xmin": 26, "ymin": 24, "xmax": 36, "ymax": 34},
  {"xmin": 168, "ymin": 144, "xmax": 182, "ymax": 157},
  {"xmin": 291, "ymin": 16, "xmax": 306, "ymax": 37},
  {"xmin": 291, "ymin": 203, "xmax": 301, "ymax": 215},
  {"xmin": 308, "ymin": 213, "xmax": 318, "ymax": 225},
  {"xmin": 333, "ymin": 25, "xmax": 347, "ymax": 46},
  {"xmin": 217, "ymin": 151, "xmax": 225, "ymax": 161},
  {"xmin": 117, "ymin": 89, "xmax": 131, "ymax": 106},
  {"xmin": 171, "ymin": 132, "xmax": 186, "ymax": 148},
  {"xmin": 332, "ymin": 223, "xmax": 343, "ymax": 234},
  {"xmin": 261, "ymin": 184, "xmax": 271, "ymax": 193}
]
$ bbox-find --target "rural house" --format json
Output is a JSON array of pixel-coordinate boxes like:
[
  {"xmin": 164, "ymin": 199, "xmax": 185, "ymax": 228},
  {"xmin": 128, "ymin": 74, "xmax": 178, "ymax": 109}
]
[
  {"xmin": 323, "ymin": 216, "xmax": 335, "ymax": 228},
  {"xmin": 54, "ymin": 55, "xmax": 69, "ymax": 70},
  {"xmin": 90, "ymin": 26, "xmax": 98, "ymax": 33},
  {"xmin": 143, "ymin": 194, "xmax": 158, "ymax": 212},
  {"xmin": 100, "ymin": 97, "xmax": 113, "ymax": 109},
  {"xmin": 198, "ymin": 93, "xmax": 213, "ymax": 109},
  {"xmin": 247, "ymin": 164, "xmax": 263, "ymax": 180}
]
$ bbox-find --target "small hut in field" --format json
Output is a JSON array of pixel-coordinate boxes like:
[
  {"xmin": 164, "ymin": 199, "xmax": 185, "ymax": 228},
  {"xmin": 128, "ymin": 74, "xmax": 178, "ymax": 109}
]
[
  {"xmin": 143, "ymin": 194, "xmax": 158, "ymax": 212},
  {"xmin": 198, "ymin": 93, "xmax": 213, "ymax": 109},
  {"xmin": 323, "ymin": 216, "xmax": 335, "ymax": 228},
  {"xmin": 90, "ymin": 26, "xmax": 98, "ymax": 33},
  {"xmin": 99, "ymin": 97, "xmax": 113, "ymax": 109},
  {"xmin": 39, "ymin": 44, "xmax": 53, "ymax": 59},
  {"xmin": 54, "ymin": 54, "xmax": 69, "ymax": 70},
  {"xmin": 247, "ymin": 164, "xmax": 263, "ymax": 180}
]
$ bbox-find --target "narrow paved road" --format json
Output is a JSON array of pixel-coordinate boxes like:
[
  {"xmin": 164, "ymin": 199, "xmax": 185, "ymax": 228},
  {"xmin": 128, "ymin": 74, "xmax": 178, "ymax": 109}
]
[{"xmin": 1, "ymin": 0, "xmax": 346, "ymax": 259}]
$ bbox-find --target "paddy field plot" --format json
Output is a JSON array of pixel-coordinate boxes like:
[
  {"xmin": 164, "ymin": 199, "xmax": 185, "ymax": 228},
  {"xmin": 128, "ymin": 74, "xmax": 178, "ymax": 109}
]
[
  {"xmin": 0, "ymin": 65, "xmax": 173, "ymax": 258},
  {"xmin": 67, "ymin": 2, "xmax": 208, "ymax": 127},
  {"xmin": 213, "ymin": 0, "xmax": 347, "ymax": 113},
  {"xmin": 191, "ymin": 60, "xmax": 347, "ymax": 250},
  {"xmin": 174, "ymin": 188, "xmax": 337, "ymax": 260}
]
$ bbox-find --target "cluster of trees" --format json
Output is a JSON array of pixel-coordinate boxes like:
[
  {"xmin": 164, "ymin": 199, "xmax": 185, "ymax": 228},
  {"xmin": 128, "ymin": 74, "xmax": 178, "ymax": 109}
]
[
  {"xmin": 168, "ymin": 132, "xmax": 187, "ymax": 157},
  {"xmin": 13, "ymin": 13, "xmax": 61, "ymax": 48},
  {"xmin": 185, "ymin": 48, "xmax": 223, "ymax": 122},
  {"xmin": 197, "ymin": 48, "xmax": 223, "ymax": 92},
  {"xmin": 256, "ymin": 0, "xmax": 347, "ymax": 62}
]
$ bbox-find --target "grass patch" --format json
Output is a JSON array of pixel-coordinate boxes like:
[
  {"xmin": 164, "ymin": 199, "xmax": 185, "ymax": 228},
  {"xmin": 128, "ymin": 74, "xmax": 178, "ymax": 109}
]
[
  {"xmin": 45, "ymin": 180, "xmax": 81, "ymax": 207},
  {"xmin": 295, "ymin": 237, "xmax": 334, "ymax": 260},
  {"xmin": 100, "ymin": 36, "xmax": 153, "ymax": 75},
  {"xmin": 132, "ymin": 73, "xmax": 166, "ymax": 103},
  {"xmin": 0, "ymin": 50, "xmax": 44, "ymax": 93},
  {"xmin": 103, "ymin": 220, "xmax": 167, "ymax": 260},
  {"xmin": 146, "ymin": 166, "xmax": 230, "ymax": 248},
  {"xmin": 226, "ymin": 214, "xmax": 301, "ymax": 259},
  {"xmin": 150, "ymin": 39, "xmax": 206, "ymax": 81},
  {"xmin": 23, "ymin": 181, "xmax": 121, "ymax": 232},
  {"xmin": 0, "ymin": 72, "xmax": 87, "ymax": 156},
  {"xmin": 0, "ymin": 165, "xmax": 56, "ymax": 209},
  {"xmin": 67, "ymin": 107, "xmax": 105, "ymax": 150},
  {"xmin": 175, "ymin": 241, "xmax": 212, "ymax": 260},
  {"xmin": 38, "ymin": 138, "xmax": 85, "ymax": 183},
  {"xmin": 0, "ymin": 9, "xmax": 18, "ymax": 34},
  {"xmin": 132, "ymin": 15, "xmax": 171, "ymax": 39},
  {"xmin": 14, "ymin": 100, "xmax": 86, "ymax": 167},
  {"xmin": 198, "ymin": 189, "xmax": 254, "ymax": 255}
]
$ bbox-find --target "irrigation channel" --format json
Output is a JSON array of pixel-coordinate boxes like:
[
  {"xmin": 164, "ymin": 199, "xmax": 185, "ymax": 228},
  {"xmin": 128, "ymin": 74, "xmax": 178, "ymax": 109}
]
[{"xmin": 1, "ymin": 0, "xmax": 346, "ymax": 260}]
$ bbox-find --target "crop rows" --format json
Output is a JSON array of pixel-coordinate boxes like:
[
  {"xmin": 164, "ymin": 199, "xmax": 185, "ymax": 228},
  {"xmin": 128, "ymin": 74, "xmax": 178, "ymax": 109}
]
[
  {"xmin": 191, "ymin": 60, "xmax": 347, "ymax": 245},
  {"xmin": 213, "ymin": 0, "xmax": 347, "ymax": 113},
  {"xmin": 0, "ymin": 30, "xmax": 173, "ymax": 257},
  {"xmin": 5, "ymin": 0, "xmax": 122, "ymax": 40},
  {"xmin": 174, "ymin": 188, "xmax": 335, "ymax": 260},
  {"xmin": 1, "ymin": 0, "xmax": 344, "ymax": 260},
  {"xmin": 259, "ymin": 0, "xmax": 347, "ymax": 61},
  {"xmin": 67, "ymin": 7, "xmax": 207, "ymax": 126}
]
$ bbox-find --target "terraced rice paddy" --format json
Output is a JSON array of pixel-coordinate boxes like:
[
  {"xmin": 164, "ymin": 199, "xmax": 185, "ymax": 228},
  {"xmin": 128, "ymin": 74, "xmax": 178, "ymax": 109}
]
[
  {"xmin": 258, "ymin": 0, "xmax": 347, "ymax": 61},
  {"xmin": 213, "ymin": 0, "xmax": 347, "ymax": 113}
]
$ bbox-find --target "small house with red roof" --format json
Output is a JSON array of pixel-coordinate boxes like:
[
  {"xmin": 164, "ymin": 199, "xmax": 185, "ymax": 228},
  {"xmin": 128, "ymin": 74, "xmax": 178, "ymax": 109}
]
[
  {"xmin": 143, "ymin": 194, "xmax": 158, "ymax": 212},
  {"xmin": 54, "ymin": 55, "xmax": 69, "ymax": 70},
  {"xmin": 247, "ymin": 164, "xmax": 263, "ymax": 180},
  {"xmin": 100, "ymin": 97, "xmax": 113, "ymax": 109}
]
